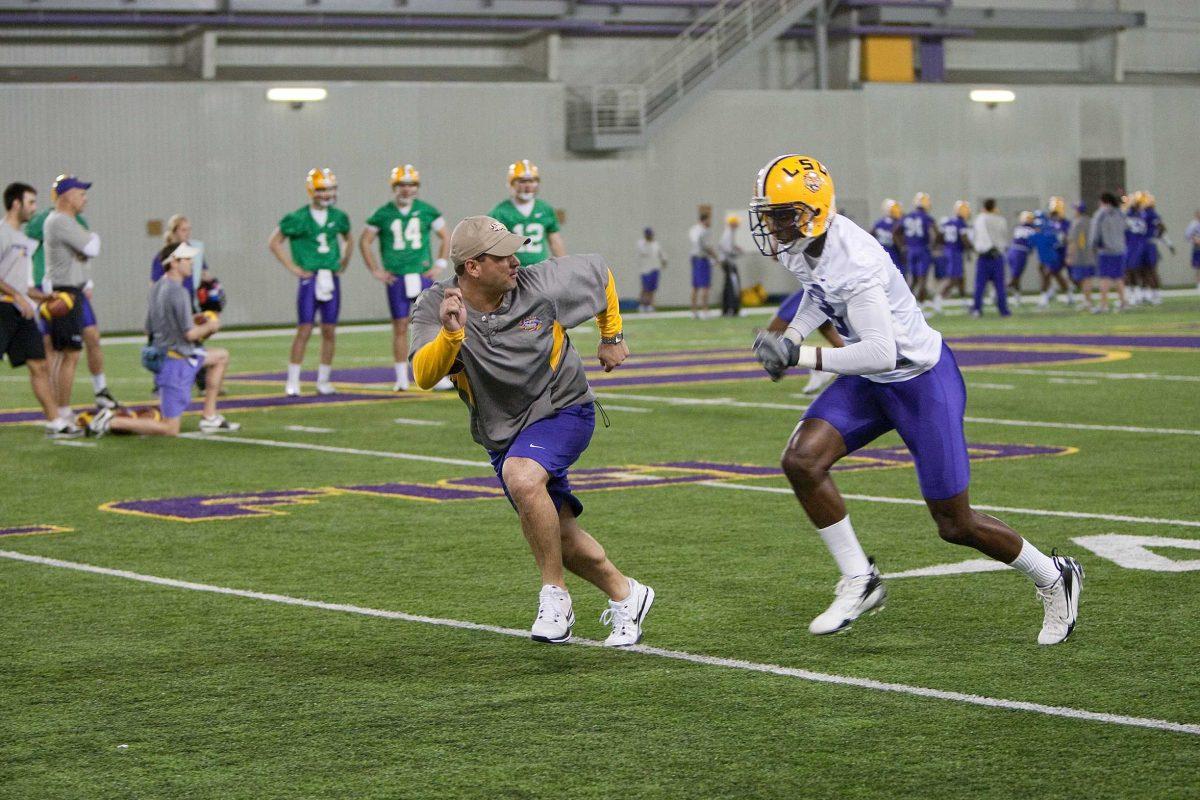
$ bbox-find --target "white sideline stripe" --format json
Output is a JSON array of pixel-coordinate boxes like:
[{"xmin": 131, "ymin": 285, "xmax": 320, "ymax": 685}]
[
  {"xmin": 988, "ymin": 368, "xmax": 1200, "ymax": 384},
  {"xmin": 885, "ymin": 559, "xmax": 1010, "ymax": 580},
  {"xmin": 393, "ymin": 418, "xmax": 446, "ymax": 427},
  {"xmin": 599, "ymin": 391, "xmax": 1200, "ymax": 436},
  {"xmin": 1, "ymin": 549, "xmax": 1195, "ymax": 737},
  {"xmin": 699, "ymin": 482, "xmax": 1200, "ymax": 528},
  {"xmin": 179, "ymin": 433, "xmax": 489, "ymax": 468},
  {"xmin": 285, "ymin": 425, "xmax": 334, "ymax": 433},
  {"xmin": 599, "ymin": 404, "xmax": 652, "ymax": 413}
]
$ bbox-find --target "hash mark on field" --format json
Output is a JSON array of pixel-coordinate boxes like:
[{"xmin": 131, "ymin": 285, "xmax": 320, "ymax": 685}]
[
  {"xmin": 53, "ymin": 440, "xmax": 97, "ymax": 448},
  {"xmin": 598, "ymin": 404, "xmax": 652, "ymax": 413},
  {"xmin": 1048, "ymin": 378, "xmax": 1098, "ymax": 385},
  {"xmin": 967, "ymin": 382, "xmax": 1015, "ymax": 390},
  {"xmin": 1, "ymin": 548, "xmax": 1196, "ymax": 737},
  {"xmin": 985, "ymin": 368, "xmax": 1200, "ymax": 383},
  {"xmin": 285, "ymin": 425, "xmax": 335, "ymax": 434},
  {"xmin": 393, "ymin": 418, "xmax": 445, "ymax": 427}
]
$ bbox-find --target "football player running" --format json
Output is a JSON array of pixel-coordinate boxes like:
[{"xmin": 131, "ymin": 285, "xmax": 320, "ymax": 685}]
[
  {"xmin": 269, "ymin": 168, "xmax": 352, "ymax": 396},
  {"xmin": 359, "ymin": 164, "xmax": 452, "ymax": 391},
  {"xmin": 748, "ymin": 155, "xmax": 1082, "ymax": 645},
  {"xmin": 489, "ymin": 160, "xmax": 566, "ymax": 268}
]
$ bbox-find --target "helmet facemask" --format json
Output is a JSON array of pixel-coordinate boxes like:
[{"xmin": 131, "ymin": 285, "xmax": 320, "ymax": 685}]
[{"xmin": 750, "ymin": 200, "xmax": 819, "ymax": 257}]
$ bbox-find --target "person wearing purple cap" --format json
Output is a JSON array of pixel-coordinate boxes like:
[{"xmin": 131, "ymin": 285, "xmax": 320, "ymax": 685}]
[{"xmin": 635, "ymin": 226, "xmax": 666, "ymax": 312}]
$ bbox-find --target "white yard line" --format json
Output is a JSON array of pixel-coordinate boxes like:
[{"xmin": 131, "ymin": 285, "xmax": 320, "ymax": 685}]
[
  {"xmin": 285, "ymin": 425, "xmax": 335, "ymax": 434},
  {"xmin": 979, "ymin": 368, "xmax": 1200, "ymax": 383},
  {"xmin": 1, "ymin": 548, "xmax": 1195, "ymax": 737},
  {"xmin": 598, "ymin": 404, "xmax": 653, "ymax": 413},
  {"xmin": 52, "ymin": 439, "xmax": 97, "ymax": 448},
  {"xmin": 393, "ymin": 418, "xmax": 446, "ymax": 426},
  {"xmin": 598, "ymin": 391, "xmax": 1200, "ymax": 436},
  {"xmin": 967, "ymin": 382, "xmax": 1016, "ymax": 390},
  {"xmin": 179, "ymin": 433, "xmax": 489, "ymax": 468},
  {"xmin": 699, "ymin": 482, "xmax": 1200, "ymax": 528},
  {"xmin": 1048, "ymin": 378, "xmax": 1098, "ymax": 385}
]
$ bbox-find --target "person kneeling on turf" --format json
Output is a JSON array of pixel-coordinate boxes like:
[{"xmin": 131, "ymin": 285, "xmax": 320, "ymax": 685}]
[{"xmin": 84, "ymin": 243, "xmax": 240, "ymax": 437}]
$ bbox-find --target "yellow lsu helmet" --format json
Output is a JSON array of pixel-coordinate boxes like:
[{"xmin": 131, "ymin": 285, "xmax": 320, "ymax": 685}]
[
  {"xmin": 390, "ymin": 164, "xmax": 420, "ymax": 186},
  {"xmin": 306, "ymin": 168, "xmax": 337, "ymax": 196},
  {"xmin": 1142, "ymin": 191, "xmax": 1156, "ymax": 208},
  {"xmin": 954, "ymin": 200, "xmax": 971, "ymax": 219},
  {"xmin": 507, "ymin": 159, "xmax": 540, "ymax": 185},
  {"xmin": 882, "ymin": 199, "xmax": 902, "ymax": 219},
  {"xmin": 725, "ymin": 213, "xmax": 740, "ymax": 226},
  {"xmin": 749, "ymin": 154, "xmax": 836, "ymax": 257},
  {"xmin": 1047, "ymin": 196, "xmax": 1065, "ymax": 216},
  {"xmin": 913, "ymin": 192, "xmax": 931, "ymax": 210}
]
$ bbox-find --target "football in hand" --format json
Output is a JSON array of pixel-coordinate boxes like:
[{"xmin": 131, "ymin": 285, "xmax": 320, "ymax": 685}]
[{"xmin": 39, "ymin": 292, "xmax": 74, "ymax": 320}]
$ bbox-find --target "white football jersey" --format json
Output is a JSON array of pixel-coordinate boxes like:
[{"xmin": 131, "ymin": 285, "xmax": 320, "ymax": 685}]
[{"xmin": 778, "ymin": 214, "xmax": 943, "ymax": 383}]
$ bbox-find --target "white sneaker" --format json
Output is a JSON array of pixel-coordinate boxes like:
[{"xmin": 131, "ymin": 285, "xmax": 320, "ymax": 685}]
[
  {"xmin": 86, "ymin": 407, "xmax": 114, "ymax": 438},
  {"xmin": 433, "ymin": 376, "xmax": 455, "ymax": 391},
  {"xmin": 531, "ymin": 584, "xmax": 574, "ymax": 644},
  {"xmin": 315, "ymin": 381, "xmax": 336, "ymax": 396},
  {"xmin": 600, "ymin": 578, "xmax": 655, "ymax": 647},
  {"xmin": 1036, "ymin": 553, "xmax": 1083, "ymax": 645},
  {"xmin": 199, "ymin": 414, "xmax": 241, "ymax": 434},
  {"xmin": 801, "ymin": 370, "xmax": 836, "ymax": 395},
  {"xmin": 46, "ymin": 419, "xmax": 85, "ymax": 439},
  {"xmin": 285, "ymin": 383, "xmax": 301, "ymax": 397},
  {"xmin": 809, "ymin": 559, "xmax": 886, "ymax": 635}
]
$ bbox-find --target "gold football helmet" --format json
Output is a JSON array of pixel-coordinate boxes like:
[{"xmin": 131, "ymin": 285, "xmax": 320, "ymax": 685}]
[{"xmin": 749, "ymin": 154, "xmax": 836, "ymax": 257}]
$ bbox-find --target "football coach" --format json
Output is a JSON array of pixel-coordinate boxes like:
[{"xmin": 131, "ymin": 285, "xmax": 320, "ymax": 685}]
[{"xmin": 408, "ymin": 215, "xmax": 654, "ymax": 648}]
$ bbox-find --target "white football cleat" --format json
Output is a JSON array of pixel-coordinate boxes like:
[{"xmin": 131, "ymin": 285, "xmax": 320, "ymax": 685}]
[
  {"xmin": 600, "ymin": 578, "xmax": 655, "ymax": 647},
  {"xmin": 801, "ymin": 370, "xmax": 836, "ymax": 395},
  {"xmin": 1036, "ymin": 553, "xmax": 1083, "ymax": 645},
  {"xmin": 199, "ymin": 414, "xmax": 241, "ymax": 434},
  {"xmin": 531, "ymin": 584, "xmax": 574, "ymax": 644},
  {"xmin": 284, "ymin": 382, "xmax": 301, "ymax": 397},
  {"xmin": 315, "ymin": 381, "xmax": 336, "ymax": 396},
  {"xmin": 809, "ymin": 559, "xmax": 886, "ymax": 635},
  {"xmin": 46, "ymin": 419, "xmax": 85, "ymax": 439}
]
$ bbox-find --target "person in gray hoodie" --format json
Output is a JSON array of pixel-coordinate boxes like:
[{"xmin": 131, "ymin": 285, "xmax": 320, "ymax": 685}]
[{"xmin": 1088, "ymin": 193, "xmax": 1127, "ymax": 313}]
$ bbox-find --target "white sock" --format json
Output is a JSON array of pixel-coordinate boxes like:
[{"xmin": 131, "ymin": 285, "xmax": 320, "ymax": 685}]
[
  {"xmin": 817, "ymin": 516, "xmax": 872, "ymax": 578},
  {"xmin": 91, "ymin": 373, "xmax": 107, "ymax": 393},
  {"xmin": 394, "ymin": 362, "xmax": 410, "ymax": 389},
  {"xmin": 286, "ymin": 363, "xmax": 302, "ymax": 385},
  {"xmin": 58, "ymin": 406, "xmax": 72, "ymax": 421},
  {"xmin": 317, "ymin": 364, "xmax": 332, "ymax": 384},
  {"xmin": 1010, "ymin": 539, "xmax": 1060, "ymax": 588}
]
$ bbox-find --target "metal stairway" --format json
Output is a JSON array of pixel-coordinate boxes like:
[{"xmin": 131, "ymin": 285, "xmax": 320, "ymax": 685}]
[{"xmin": 566, "ymin": 0, "xmax": 822, "ymax": 153}]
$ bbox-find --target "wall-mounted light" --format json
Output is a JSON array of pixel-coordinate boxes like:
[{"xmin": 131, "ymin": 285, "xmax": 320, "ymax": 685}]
[
  {"xmin": 969, "ymin": 89, "xmax": 1015, "ymax": 109},
  {"xmin": 267, "ymin": 87, "xmax": 328, "ymax": 110}
]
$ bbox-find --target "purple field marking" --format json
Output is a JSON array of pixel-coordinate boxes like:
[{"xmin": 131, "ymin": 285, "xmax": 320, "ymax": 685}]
[
  {"xmin": 340, "ymin": 483, "xmax": 501, "ymax": 502},
  {"xmin": 955, "ymin": 334, "xmax": 1200, "ymax": 349},
  {"xmin": 0, "ymin": 525, "xmax": 69, "ymax": 537},
  {"xmin": 104, "ymin": 489, "xmax": 333, "ymax": 522}
]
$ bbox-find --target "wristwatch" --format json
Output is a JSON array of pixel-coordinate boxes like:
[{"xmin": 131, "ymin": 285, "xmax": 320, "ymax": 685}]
[{"xmin": 600, "ymin": 332, "xmax": 624, "ymax": 345}]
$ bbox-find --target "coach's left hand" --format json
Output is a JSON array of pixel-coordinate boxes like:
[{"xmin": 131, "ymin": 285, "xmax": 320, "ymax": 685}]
[{"xmin": 598, "ymin": 341, "xmax": 629, "ymax": 372}]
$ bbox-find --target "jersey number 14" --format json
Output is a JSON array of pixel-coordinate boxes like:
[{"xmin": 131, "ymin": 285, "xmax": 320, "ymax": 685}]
[{"xmin": 390, "ymin": 218, "xmax": 424, "ymax": 251}]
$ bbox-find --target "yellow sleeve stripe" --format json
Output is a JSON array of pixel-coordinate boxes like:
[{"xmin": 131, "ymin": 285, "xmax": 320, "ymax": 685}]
[
  {"xmin": 596, "ymin": 269, "xmax": 622, "ymax": 338},
  {"xmin": 549, "ymin": 321, "xmax": 565, "ymax": 372},
  {"xmin": 412, "ymin": 326, "xmax": 464, "ymax": 390}
]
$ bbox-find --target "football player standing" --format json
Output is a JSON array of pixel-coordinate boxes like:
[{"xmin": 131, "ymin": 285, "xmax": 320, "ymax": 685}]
[
  {"xmin": 901, "ymin": 193, "xmax": 935, "ymax": 302},
  {"xmin": 359, "ymin": 164, "xmax": 452, "ymax": 391},
  {"xmin": 749, "ymin": 155, "xmax": 1083, "ymax": 645},
  {"xmin": 489, "ymin": 160, "xmax": 566, "ymax": 268},
  {"xmin": 932, "ymin": 200, "xmax": 972, "ymax": 314},
  {"xmin": 1006, "ymin": 210, "xmax": 1036, "ymax": 306},
  {"xmin": 870, "ymin": 199, "xmax": 904, "ymax": 270},
  {"xmin": 269, "ymin": 168, "xmax": 352, "ymax": 396}
]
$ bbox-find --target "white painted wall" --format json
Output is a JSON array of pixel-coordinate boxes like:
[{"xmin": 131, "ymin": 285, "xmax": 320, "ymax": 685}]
[{"xmin": 1, "ymin": 80, "xmax": 1197, "ymax": 332}]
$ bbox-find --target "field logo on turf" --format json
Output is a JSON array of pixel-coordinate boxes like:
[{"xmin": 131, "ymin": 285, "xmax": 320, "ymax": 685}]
[{"xmin": 97, "ymin": 443, "xmax": 1072, "ymax": 523}]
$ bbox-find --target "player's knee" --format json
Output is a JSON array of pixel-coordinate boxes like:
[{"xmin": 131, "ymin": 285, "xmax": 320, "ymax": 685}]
[
  {"xmin": 781, "ymin": 445, "xmax": 827, "ymax": 488},
  {"xmin": 933, "ymin": 514, "xmax": 976, "ymax": 546},
  {"xmin": 502, "ymin": 459, "xmax": 548, "ymax": 502}
]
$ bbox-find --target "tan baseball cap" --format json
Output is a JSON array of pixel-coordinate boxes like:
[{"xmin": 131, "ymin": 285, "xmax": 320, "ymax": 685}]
[{"xmin": 450, "ymin": 215, "xmax": 529, "ymax": 266}]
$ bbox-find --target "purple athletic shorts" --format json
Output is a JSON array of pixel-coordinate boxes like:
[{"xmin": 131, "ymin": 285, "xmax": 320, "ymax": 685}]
[
  {"xmin": 297, "ymin": 273, "xmax": 340, "ymax": 326},
  {"xmin": 691, "ymin": 256, "xmax": 712, "ymax": 289},
  {"xmin": 158, "ymin": 352, "xmax": 204, "ymax": 419},
  {"xmin": 488, "ymin": 402, "xmax": 595, "ymax": 517},
  {"xmin": 386, "ymin": 275, "xmax": 432, "ymax": 320},
  {"xmin": 802, "ymin": 342, "xmax": 970, "ymax": 501},
  {"xmin": 906, "ymin": 247, "xmax": 932, "ymax": 278}
]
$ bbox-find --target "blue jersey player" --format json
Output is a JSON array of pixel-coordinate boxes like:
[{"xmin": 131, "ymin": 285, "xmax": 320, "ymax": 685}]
[
  {"xmin": 870, "ymin": 199, "xmax": 904, "ymax": 270},
  {"xmin": 901, "ymin": 193, "xmax": 935, "ymax": 302},
  {"xmin": 1138, "ymin": 193, "xmax": 1165, "ymax": 305},
  {"xmin": 748, "ymin": 154, "xmax": 1083, "ymax": 645},
  {"xmin": 1034, "ymin": 202, "xmax": 1071, "ymax": 308},
  {"xmin": 933, "ymin": 201, "xmax": 971, "ymax": 313},
  {"xmin": 1006, "ymin": 211, "xmax": 1035, "ymax": 305}
]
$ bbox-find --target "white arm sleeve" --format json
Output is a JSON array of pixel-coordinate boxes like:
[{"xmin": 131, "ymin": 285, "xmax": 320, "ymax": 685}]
[
  {"xmin": 81, "ymin": 233, "xmax": 101, "ymax": 259},
  {"xmin": 818, "ymin": 284, "xmax": 897, "ymax": 375},
  {"xmin": 784, "ymin": 291, "xmax": 829, "ymax": 344},
  {"xmin": 432, "ymin": 216, "xmax": 446, "ymax": 232}
]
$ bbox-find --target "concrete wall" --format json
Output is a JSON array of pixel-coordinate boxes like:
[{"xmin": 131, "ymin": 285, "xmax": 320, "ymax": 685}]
[{"xmin": 1, "ymin": 80, "xmax": 1197, "ymax": 332}]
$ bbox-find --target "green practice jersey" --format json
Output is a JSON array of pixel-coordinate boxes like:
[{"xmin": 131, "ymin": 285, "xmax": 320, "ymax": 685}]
[
  {"xmin": 366, "ymin": 198, "xmax": 444, "ymax": 275},
  {"xmin": 488, "ymin": 198, "xmax": 560, "ymax": 267},
  {"xmin": 279, "ymin": 205, "xmax": 351, "ymax": 271},
  {"xmin": 26, "ymin": 209, "xmax": 88, "ymax": 287}
]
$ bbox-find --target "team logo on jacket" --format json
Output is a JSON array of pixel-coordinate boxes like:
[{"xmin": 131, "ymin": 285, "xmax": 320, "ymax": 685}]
[
  {"xmin": 520, "ymin": 316, "xmax": 543, "ymax": 332},
  {"xmin": 803, "ymin": 171, "xmax": 823, "ymax": 193}
]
